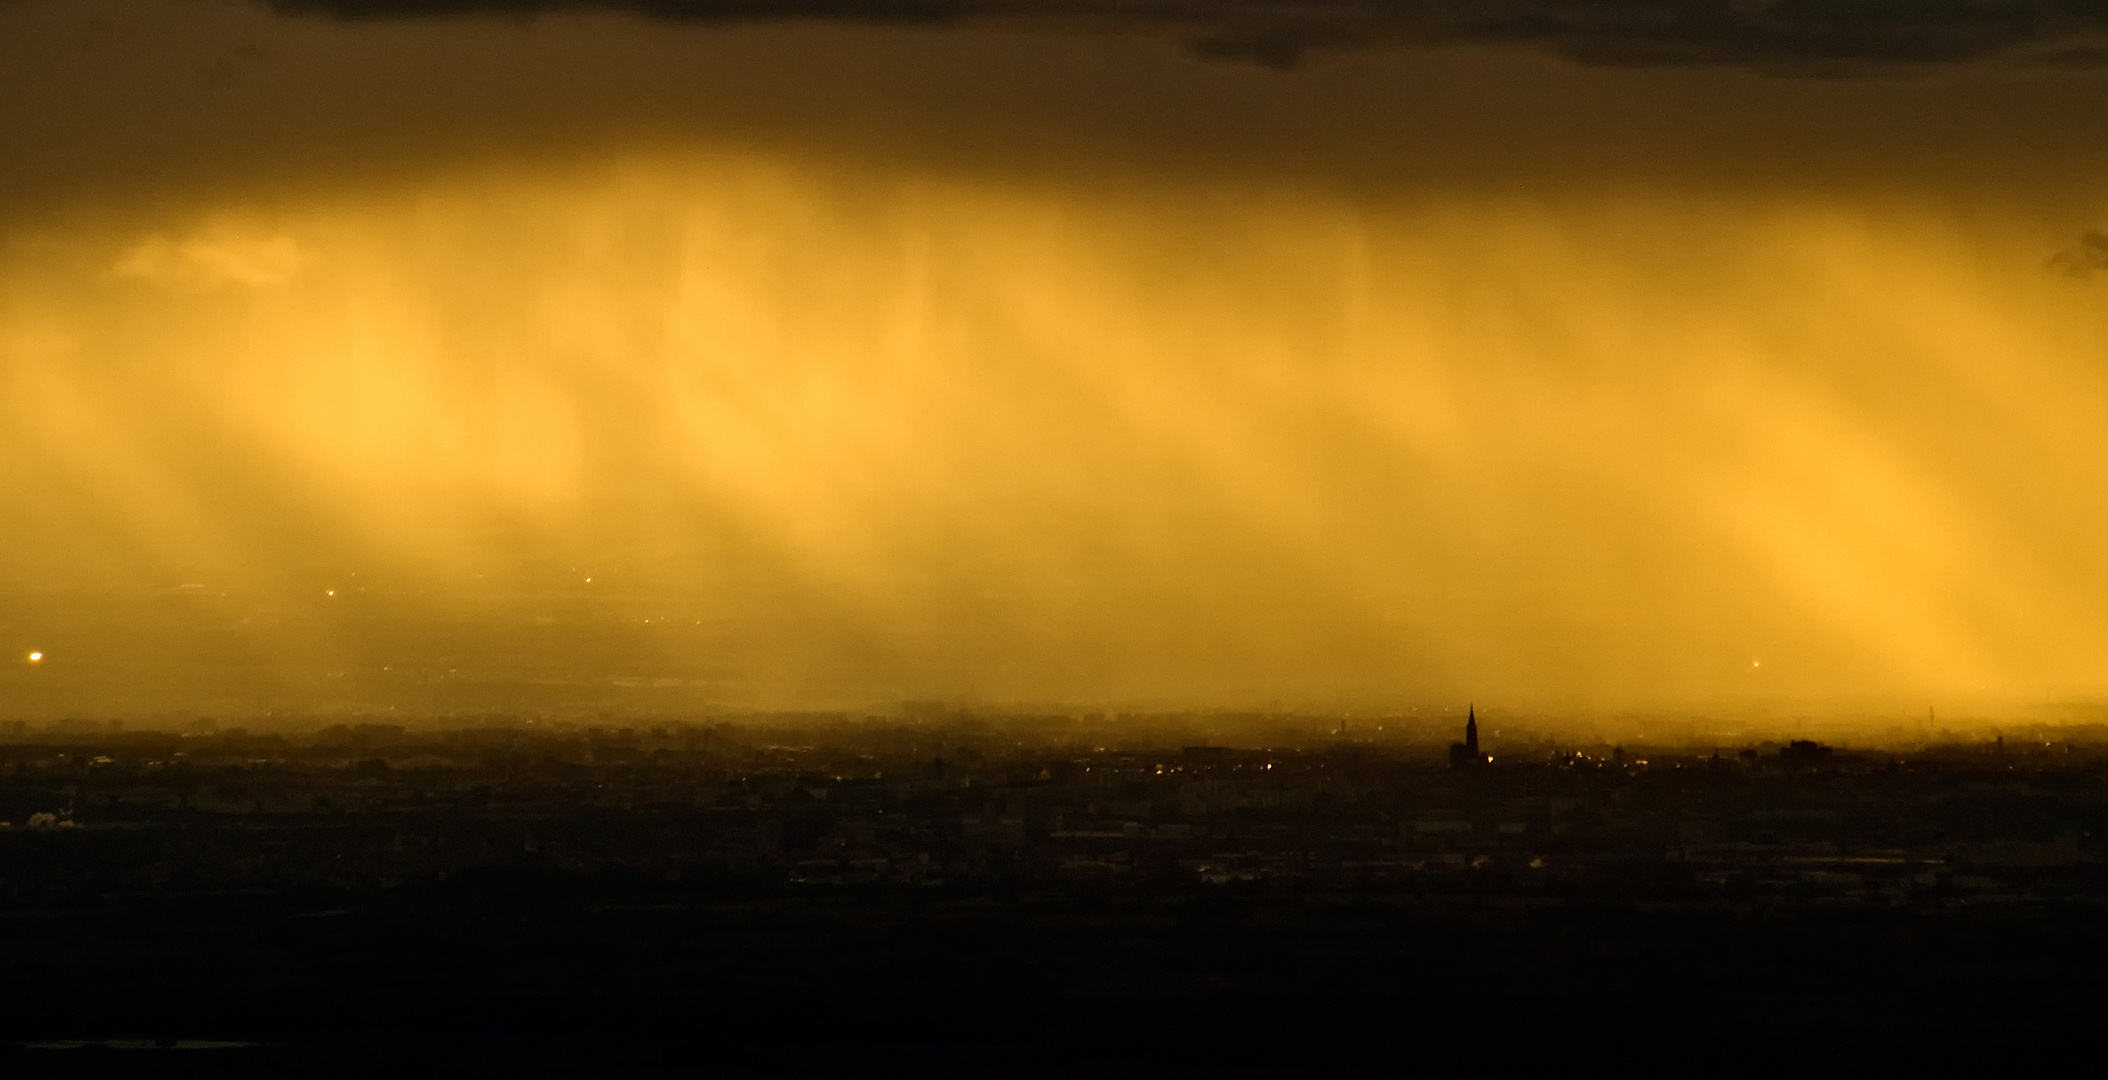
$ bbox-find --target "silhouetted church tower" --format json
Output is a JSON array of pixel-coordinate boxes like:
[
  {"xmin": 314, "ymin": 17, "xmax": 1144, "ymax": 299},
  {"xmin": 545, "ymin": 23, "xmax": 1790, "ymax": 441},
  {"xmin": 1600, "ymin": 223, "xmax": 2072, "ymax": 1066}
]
[{"xmin": 1449, "ymin": 705, "xmax": 1485, "ymax": 769}]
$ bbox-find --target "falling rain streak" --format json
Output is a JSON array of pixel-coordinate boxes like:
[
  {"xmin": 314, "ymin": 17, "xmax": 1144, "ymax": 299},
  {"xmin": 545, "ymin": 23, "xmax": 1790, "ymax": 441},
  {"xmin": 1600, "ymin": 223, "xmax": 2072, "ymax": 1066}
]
[{"xmin": 4, "ymin": 0, "xmax": 2108, "ymax": 724}]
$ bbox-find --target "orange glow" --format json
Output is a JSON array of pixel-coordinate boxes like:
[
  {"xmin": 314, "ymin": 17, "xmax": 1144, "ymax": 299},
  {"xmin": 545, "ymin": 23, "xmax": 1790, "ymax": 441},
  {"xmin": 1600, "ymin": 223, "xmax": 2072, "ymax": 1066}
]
[
  {"xmin": 4, "ymin": 156, "xmax": 2106, "ymax": 724},
  {"xmin": 4, "ymin": 2, "xmax": 2108, "ymax": 732}
]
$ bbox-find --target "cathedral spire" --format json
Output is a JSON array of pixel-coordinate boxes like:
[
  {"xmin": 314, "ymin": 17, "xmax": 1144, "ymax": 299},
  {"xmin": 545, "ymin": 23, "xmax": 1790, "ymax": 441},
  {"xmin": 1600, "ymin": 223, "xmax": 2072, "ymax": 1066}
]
[{"xmin": 1449, "ymin": 705, "xmax": 1485, "ymax": 769}]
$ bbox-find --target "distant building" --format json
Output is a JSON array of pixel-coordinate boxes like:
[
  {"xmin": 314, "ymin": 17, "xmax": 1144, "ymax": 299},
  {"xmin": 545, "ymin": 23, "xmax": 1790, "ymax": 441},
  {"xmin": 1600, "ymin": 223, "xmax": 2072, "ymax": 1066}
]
[
  {"xmin": 1781, "ymin": 740, "xmax": 1834, "ymax": 766},
  {"xmin": 1448, "ymin": 706, "xmax": 1487, "ymax": 769}
]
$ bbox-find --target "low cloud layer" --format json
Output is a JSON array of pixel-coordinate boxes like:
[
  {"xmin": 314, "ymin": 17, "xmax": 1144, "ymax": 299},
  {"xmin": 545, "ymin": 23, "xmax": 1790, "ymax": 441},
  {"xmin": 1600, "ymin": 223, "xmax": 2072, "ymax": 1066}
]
[{"xmin": 267, "ymin": 0, "xmax": 2108, "ymax": 71}]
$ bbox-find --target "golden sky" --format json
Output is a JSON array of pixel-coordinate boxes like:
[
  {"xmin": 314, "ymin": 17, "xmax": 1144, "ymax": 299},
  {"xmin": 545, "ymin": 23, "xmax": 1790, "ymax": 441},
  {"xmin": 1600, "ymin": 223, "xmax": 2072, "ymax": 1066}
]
[{"xmin": 5, "ymin": 0, "xmax": 2108, "ymax": 725}]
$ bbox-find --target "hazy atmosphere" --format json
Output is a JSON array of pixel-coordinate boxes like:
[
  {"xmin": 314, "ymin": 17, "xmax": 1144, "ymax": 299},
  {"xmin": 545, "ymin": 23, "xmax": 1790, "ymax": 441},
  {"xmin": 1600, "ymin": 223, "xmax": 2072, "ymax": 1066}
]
[{"xmin": 8, "ymin": 0, "xmax": 2108, "ymax": 730}]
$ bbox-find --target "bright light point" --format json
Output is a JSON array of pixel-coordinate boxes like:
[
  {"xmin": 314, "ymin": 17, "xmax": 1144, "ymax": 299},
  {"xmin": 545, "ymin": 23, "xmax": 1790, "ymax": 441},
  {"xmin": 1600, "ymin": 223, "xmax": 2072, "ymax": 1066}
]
[
  {"xmin": 1753, "ymin": 661, "xmax": 1761, "ymax": 667},
  {"xmin": 326, "ymin": 590, "xmax": 335, "ymax": 597},
  {"xmin": 26, "ymin": 652, "xmax": 42, "ymax": 663}
]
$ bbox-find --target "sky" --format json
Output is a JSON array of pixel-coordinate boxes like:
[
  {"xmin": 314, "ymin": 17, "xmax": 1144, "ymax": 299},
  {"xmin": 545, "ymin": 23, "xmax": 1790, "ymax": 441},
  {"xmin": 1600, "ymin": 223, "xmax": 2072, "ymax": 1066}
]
[{"xmin": 5, "ymin": 0, "xmax": 2108, "ymax": 727}]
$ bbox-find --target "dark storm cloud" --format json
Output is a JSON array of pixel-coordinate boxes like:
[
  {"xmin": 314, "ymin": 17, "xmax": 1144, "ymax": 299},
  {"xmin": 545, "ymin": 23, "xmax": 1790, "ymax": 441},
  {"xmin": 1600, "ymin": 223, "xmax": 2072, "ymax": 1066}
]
[
  {"xmin": 2050, "ymin": 231, "xmax": 2108, "ymax": 276},
  {"xmin": 263, "ymin": 0, "xmax": 2108, "ymax": 71}
]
